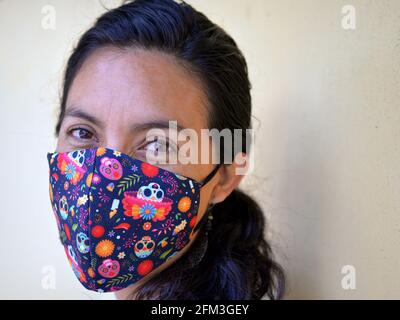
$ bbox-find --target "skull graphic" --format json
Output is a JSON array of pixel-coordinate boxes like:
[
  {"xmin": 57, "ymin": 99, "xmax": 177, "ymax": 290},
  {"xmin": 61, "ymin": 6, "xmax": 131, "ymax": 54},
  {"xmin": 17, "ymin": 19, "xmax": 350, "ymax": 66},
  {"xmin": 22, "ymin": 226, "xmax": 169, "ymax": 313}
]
[
  {"xmin": 99, "ymin": 157, "xmax": 123, "ymax": 180},
  {"xmin": 68, "ymin": 150, "xmax": 85, "ymax": 167},
  {"xmin": 98, "ymin": 259, "xmax": 120, "ymax": 278},
  {"xmin": 137, "ymin": 183, "xmax": 164, "ymax": 202},
  {"xmin": 134, "ymin": 236, "xmax": 155, "ymax": 258},
  {"xmin": 76, "ymin": 232, "xmax": 90, "ymax": 254},
  {"xmin": 59, "ymin": 195, "xmax": 69, "ymax": 220}
]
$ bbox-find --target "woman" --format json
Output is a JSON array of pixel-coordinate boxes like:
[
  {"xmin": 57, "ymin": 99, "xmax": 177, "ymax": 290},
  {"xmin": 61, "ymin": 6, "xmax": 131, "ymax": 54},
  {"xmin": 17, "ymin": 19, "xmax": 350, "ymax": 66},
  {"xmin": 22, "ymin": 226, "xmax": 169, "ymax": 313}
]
[{"xmin": 47, "ymin": 0, "xmax": 285, "ymax": 300}]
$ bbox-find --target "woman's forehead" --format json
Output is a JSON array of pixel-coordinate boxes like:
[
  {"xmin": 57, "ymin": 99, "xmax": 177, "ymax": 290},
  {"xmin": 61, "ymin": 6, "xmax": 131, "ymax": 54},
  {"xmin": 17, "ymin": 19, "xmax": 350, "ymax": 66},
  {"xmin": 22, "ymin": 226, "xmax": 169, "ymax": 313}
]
[{"xmin": 65, "ymin": 47, "xmax": 209, "ymax": 132}]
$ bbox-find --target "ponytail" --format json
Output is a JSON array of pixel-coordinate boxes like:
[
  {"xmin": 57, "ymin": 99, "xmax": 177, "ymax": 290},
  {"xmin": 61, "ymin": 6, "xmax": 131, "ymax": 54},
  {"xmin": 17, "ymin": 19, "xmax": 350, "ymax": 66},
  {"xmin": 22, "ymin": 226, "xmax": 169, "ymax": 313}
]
[
  {"xmin": 134, "ymin": 189, "xmax": 285, "ymax": 300},
  {"xmin": 198, "ymin": 189, "xmax": 285, "ymax": 299}
]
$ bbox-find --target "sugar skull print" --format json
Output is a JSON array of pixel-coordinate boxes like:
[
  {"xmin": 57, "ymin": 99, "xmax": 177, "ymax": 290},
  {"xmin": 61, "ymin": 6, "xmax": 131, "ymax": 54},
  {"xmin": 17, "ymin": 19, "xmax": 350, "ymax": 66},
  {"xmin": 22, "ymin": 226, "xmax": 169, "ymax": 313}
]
[
  {"xmin": 76, "ymin": 232, "xmax": 90, "ymax": 254},
  {"xmin": 99, "ymin": 157, "xmax": 123, "ymax": 180},
  {"xmin": 98, "ymin": 259, "xmax": 121, "ymax": 279},
  {"xmin": 134, "ymin": 236, "xmax": 155, "ymax": 258},
  {"xmin": 122, "ymin": 186, "xmax": 173, "ymax": 222},
  {"xmin": 47, "ymin": 147, "xmax": 220, "ymax": 292},
  {"xmin": 137, "ymin": 183, "xmax": 164, "ymax": 202},
  {"xmin": 57, "ymin": 149, "xmax": 88, "ymax": 185},
  {"xmin": 58, "ymin": 196, "xmax": 69, "ymax": 220}
]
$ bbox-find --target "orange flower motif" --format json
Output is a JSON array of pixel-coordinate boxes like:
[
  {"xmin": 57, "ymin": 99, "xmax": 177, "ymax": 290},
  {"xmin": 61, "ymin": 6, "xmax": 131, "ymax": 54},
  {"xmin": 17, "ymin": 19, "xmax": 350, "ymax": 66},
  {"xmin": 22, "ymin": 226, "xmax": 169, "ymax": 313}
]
[
  {"xmin": 87, "ymin": 267, "xmax": 95, "ymax": 278},
  {"xmin": 143, "ymin": 222, "xmax": 152, "ymax": 231},
  {"xmin": 96, "ymin": 147, "xmax": 106, "ymax": 156},
  {"xmin": 178, "ymin": 196, "xmax": 191, "ymax": 213},
  {"xmin": 95, "ymin": 239, "xmax": 115, "ymax": 258}
]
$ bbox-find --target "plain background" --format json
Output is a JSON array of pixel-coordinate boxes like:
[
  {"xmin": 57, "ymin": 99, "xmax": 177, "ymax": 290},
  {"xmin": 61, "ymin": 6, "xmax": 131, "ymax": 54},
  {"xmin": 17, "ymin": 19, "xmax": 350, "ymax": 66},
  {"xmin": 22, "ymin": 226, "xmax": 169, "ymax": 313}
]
[{"xmin": 1, "ymin": 0, "xmax": 399, "ymax": 299}]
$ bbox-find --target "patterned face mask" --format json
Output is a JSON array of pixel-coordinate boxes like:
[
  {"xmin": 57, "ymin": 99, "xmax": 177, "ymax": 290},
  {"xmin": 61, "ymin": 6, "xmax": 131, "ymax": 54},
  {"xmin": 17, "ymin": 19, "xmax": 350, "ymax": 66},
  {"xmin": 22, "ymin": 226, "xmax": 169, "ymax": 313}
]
[{"xmin": 47, "ymin": 147, "xmax": 220, "ymax": 292}]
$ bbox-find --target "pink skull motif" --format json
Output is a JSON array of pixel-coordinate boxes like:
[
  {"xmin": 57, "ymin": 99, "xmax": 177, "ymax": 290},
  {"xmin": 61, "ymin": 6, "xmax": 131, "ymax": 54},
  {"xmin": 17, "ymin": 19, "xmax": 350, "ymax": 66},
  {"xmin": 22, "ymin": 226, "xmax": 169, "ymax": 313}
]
[
  {"xmin": 98, "ymin": 259, "xmax": 120, "ymax": 278},
  {"xmin": 99, "ymin": 157, "xmax": 123, "ymax": 180}
]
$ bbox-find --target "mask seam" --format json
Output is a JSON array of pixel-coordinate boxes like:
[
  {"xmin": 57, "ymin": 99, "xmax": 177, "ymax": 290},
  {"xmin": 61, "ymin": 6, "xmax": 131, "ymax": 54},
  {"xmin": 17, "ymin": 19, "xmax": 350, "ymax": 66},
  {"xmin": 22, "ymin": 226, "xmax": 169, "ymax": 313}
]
[
  {"xmin": 191, "ymin": 181, "xmax": 204, "ymax": 235},
  {"xmin": 86, "ymin": 148, "xmax": 98, "ymax": 288}
]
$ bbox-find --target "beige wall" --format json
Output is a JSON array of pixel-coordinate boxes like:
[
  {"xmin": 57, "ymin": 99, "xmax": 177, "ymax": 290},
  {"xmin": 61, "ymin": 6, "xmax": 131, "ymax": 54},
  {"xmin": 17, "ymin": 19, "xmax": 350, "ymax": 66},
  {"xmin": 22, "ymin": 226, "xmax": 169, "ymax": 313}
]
[{"xmin": 1, "ymin": 0, "xmax": 399, "ymax": 299}]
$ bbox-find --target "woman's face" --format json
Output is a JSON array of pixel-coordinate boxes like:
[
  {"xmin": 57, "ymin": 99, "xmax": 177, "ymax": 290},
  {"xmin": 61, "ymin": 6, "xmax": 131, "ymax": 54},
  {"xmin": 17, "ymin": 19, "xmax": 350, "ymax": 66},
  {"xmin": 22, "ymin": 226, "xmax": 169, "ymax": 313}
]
[{"xmin": 56, "ymin": 46, "xmax": 220, "ymax": 296}]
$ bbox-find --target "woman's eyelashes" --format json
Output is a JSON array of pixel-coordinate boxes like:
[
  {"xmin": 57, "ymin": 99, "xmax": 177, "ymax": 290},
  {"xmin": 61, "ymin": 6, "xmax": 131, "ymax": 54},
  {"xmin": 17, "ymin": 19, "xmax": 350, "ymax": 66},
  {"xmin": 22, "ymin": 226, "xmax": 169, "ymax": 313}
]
[
  {"xmin": 137, "ymin": 138, "xmax": 179, "ymax": 162},
  {"xmin": 67, "ymin": 127, "xmax": 99, "ymax": 148},
  {"xmin": 141, "ymin": 139, "xmax": 174, "ymax": 154},
  {"xmin": 69, "ymin": 127, "xmax": 95, "ymax": 141},
  {"xmin": 65, "ymin": 127, "xmax": 178, "ymax": 162}
]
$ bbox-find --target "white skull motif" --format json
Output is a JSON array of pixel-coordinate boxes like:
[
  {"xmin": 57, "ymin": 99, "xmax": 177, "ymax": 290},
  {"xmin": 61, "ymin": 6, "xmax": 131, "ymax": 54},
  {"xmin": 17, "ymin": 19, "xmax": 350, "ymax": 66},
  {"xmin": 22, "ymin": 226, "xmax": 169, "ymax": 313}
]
[
  {"xmin": 76, "ymin": 232, "xmax": 90, "ymax": 254},
  {"xmin": 68, "ymin": 150, "xmax": 85, "ymax": 167},
  {"xmin": 137, "ymin": 183, "xmax": 164, "ymax": 202},
  {"xmin": 134, "ymin": 236, "xmax": 155, "ymax": 258},
  {"xmin": 59, "ymin": 195, "xmax": 69, "ymax": 220}
]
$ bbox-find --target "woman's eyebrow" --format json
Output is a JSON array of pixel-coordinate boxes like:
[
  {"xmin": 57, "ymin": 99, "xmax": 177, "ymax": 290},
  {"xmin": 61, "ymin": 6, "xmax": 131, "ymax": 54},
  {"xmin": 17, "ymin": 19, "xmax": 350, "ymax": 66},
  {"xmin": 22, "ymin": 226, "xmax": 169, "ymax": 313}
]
[
  {"xmin": 64, "ymin": 106, "xmax": 187, "ymax": 132},
  {"xmin": 64, "ymin": 107, "xmax": 105, "ymax": 128},
  {"xmin": 133, "ymin": 121, "xmax": 186, "ymax": 133}
]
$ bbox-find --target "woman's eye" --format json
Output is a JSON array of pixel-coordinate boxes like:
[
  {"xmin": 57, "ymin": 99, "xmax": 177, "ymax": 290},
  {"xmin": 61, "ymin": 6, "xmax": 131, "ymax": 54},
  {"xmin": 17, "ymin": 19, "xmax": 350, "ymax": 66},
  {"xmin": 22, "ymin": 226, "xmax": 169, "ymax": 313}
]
[
  {"xmin": 69, "ymin": 128, "xmax": 94, "ymax": 140},
  {"xmin": 139, "ymin": 139, "xmax": 179, "ymax": 165},
  {"xmin": 144, "ymin": 140, "xmax": 171, "ymax": 154}
]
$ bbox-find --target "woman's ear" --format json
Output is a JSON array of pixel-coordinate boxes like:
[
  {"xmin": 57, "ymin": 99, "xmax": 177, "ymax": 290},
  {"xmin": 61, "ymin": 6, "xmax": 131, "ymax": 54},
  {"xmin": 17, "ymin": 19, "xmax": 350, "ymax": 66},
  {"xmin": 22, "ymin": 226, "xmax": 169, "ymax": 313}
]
[{"xmin": 211, "ymin": 152, "xmax": 248, "ymax": 204}]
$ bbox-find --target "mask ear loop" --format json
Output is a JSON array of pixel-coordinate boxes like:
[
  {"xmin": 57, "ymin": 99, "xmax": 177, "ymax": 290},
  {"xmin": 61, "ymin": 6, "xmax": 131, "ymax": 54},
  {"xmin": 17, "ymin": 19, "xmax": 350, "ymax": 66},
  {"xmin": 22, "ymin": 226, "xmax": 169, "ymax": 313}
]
[
  {"xmin": 198, "ymin": 164, "xmax": 221, "ymax": 189},
  {"xmin": 185, "ymin": 165, "xmax": 221, "ymax": 268},
  {"xmin": 192, "ymin": 164, "xmax": 221, "ymax": 234}
]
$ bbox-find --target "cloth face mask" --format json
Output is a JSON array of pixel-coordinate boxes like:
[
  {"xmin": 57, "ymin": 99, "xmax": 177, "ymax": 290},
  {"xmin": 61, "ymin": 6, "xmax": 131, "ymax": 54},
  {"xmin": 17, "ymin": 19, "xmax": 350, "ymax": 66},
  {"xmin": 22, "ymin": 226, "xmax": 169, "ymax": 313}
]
[{"xmin": 47, "ymin": 147, "xmax": 219, "ymax": 292}]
